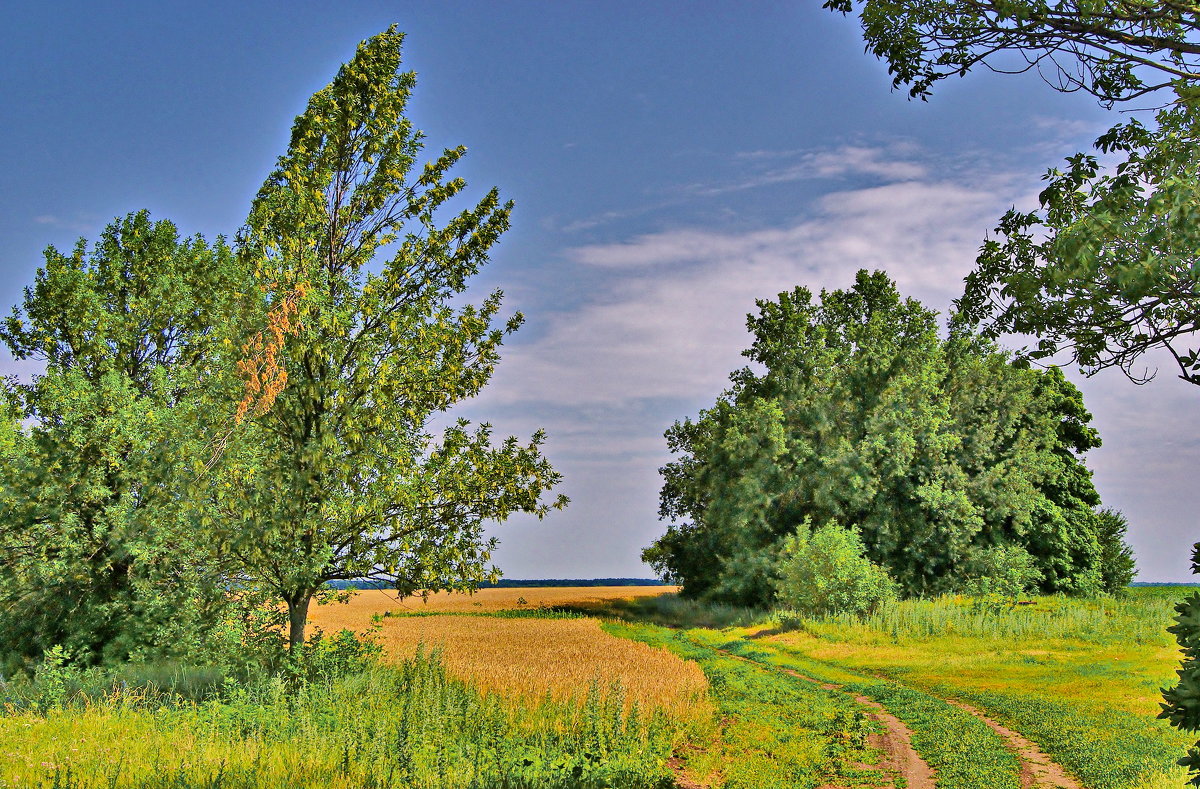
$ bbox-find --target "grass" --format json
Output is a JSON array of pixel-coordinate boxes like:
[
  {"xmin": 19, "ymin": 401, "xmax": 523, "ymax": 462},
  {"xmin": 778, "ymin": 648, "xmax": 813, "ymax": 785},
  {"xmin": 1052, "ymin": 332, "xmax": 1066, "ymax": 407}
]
[
  {"xmin": 696, "ymin": 630, "xmax": 1024, "ymax": 789},
  {"xmin": 0, "ymin": 648, "xmax": 681, "ymax": 789},
  {"xmin": 758, "ymin": 586, "xmax": 1197, "ymax": 789},
  {"xmin": 605, "ymin": 621, "xmax": 891, "ymax": 789},
  {"xmin": 9, "ymin": 585, "xmax": 1194, "ymax": 788}
]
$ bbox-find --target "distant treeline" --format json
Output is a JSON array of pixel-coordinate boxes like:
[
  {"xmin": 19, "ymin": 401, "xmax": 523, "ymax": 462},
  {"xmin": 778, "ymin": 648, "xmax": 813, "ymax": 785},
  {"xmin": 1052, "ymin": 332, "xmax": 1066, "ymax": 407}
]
[{"xmin": 327, "ymin": 578, "xmax": 669, "ymax": 590}]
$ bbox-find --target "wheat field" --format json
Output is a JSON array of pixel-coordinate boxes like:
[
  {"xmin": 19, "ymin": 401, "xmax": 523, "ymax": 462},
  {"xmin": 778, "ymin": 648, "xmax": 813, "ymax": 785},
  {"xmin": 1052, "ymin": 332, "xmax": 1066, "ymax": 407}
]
[
  {"xmin": 312, "ymin": 585, "xmax": 675, "ymax": 621},
  {"xmin": 307, "ymin": 586, "xmax": 709, "ymax": 720}
]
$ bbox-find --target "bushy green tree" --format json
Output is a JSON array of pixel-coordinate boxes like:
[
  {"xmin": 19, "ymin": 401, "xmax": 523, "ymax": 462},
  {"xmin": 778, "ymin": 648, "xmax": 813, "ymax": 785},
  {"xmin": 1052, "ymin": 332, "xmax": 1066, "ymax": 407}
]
[
  {"xmin": 0, "ymin": 211, "xmax": 247, "ymax": 665},
  {"xmin": 1161, "ymin": 543, "xmax": 1200, "ymax": 784},
  {"xmin": 645, "ymin": 271, "xmax": 1110, "ymax": 604},
  {"xmin": 214, "ymin": 28, "xmax": 566, "ymax": 649},
  {"xmin": 822, "ymin": 0, "xmax": 1200, "ymax": 106},
  {"xmin": 1095, "ymin": 508, "xmax": 1137, "ymax": 593},
  {"xmin": 957, "ymin": 105, "xmax": 1200, "ymax": 389},
  {"xmin": 774, "ymin": 519, "xmax": 897, "ymax": 616}
]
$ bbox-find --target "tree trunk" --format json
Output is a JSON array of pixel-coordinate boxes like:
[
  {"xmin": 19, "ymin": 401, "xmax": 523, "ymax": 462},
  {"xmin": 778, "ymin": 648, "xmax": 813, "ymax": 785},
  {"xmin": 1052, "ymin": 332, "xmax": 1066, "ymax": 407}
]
[{"xmin": 287, "ymin": 594, "xmax": 311, "ymax": 652}]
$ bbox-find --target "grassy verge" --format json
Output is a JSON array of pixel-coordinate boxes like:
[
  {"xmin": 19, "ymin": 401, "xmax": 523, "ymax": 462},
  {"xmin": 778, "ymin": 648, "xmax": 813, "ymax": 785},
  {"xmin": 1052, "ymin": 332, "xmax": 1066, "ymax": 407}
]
[
  {"xmin": 0, "ymin": 648, "xmax": 680, "ymax": 789},
  {"xmin": 760, "ymin": 586, "xmax": 1197, "ymax": 789},
  {"xmin": 927, "ymin": 685, "xmax": 1187, "ymax": 789},
  {"xmin": 699, "ymin": 631, "xmax": 1024, "ymax": 789},
  {"xmin": 606, "ymin": 621, "xmax": 903, "ymax": 789}
]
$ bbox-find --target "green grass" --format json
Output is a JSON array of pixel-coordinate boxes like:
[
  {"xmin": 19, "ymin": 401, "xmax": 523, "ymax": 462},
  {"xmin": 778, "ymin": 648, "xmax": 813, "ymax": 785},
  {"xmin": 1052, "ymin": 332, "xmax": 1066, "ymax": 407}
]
[
  {"xmin": 926, "ymin": 686, "xmax": 1188, "ymax": 789},
  {"xmin": 760, "ymin": 586, "xmax": 1198, "ymax": 789},
  {"xmin": 793, "ymin": 586, "xmax": 1187, "ymax": 645},
  {"xmin": 0, "ymin": 648, "xmax": 678, "ymax": 789},
  {"xmin": 604, "ymin": 621, "xmax": 890, "ymax": 789},
  {"xmin": 698, "ymin": 631, "xmax": 1024, "ymax": 789}
]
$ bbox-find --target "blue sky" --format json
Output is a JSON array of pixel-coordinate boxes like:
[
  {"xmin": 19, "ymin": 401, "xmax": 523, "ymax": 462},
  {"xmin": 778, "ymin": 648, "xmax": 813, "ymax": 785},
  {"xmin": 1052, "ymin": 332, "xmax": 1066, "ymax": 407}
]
[{"xmin": 2, "ymin": 1, "xmax": 1193, "ymax": 581}]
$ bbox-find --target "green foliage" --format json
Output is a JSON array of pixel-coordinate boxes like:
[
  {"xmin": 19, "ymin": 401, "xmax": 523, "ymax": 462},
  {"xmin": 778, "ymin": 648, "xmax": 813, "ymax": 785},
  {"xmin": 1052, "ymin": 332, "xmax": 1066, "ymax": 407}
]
[
  {"xmin": 1161, "ymin": 544, "xmax": 1200, "ymax": 785},
  {"xmin": 283, "ymin": 627, "xmax": 384, "ymax": 686},
  {"xmin": 1096, "ymin": 508, "xmax": 1137, "ymax": 593},
  {"xmin": 774, "ymin": 519, "xmax": 897, "ymax": 616},
  {"xmin": 645, "ymin": 270, "xmax": 1111, "ymax": 604},
  {"xmin": 1, "ymin": 650, "xmax": 678, "ymax": 789},
  {"xmin": 822, "ymin": 0, "xmax": 1200, "ymax": 106},
  {"xmin": 213, "ymin": 27, "xmax": 565, "ymax": 649},
  {"xmin": 961, "ymin": 544, "xmax": 1041, "ymax": 606},
  {"xmin": 957, "ymin": 103, "xmax": 1200, "ymax": 390},
  {"xmin": 0, "ymin": 210, "xmax": 250, "ymax": 666}
]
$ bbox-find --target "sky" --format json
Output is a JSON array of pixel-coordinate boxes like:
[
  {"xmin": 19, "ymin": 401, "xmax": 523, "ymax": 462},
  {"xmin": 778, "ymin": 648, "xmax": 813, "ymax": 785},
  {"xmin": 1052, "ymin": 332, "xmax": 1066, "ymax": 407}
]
[{"xmin": 1, "ymin": 1, "xmax": 1194, "ymax": 582}]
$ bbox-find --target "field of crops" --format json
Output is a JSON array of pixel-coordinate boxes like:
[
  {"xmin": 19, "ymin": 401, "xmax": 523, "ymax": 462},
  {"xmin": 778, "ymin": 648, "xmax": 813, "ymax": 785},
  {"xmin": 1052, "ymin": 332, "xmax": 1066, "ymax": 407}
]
[
  {"xmin": 3, "ymin": 585, "xmax": 1195, "ymax": 788},
  {"xmin": 310, "ymin": 586, "xmax": 677, "ymax": 620},
  {"xmin": 308, "ymin": 586, "xmax": 708, "ymax": 716}
]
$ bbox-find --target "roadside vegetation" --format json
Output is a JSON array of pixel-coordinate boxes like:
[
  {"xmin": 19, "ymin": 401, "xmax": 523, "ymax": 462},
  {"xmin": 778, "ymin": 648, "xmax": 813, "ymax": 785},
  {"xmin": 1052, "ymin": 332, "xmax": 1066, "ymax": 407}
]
[{"xmin": 0, "ymin": 640, "xmax": 679, "ymax": 789}]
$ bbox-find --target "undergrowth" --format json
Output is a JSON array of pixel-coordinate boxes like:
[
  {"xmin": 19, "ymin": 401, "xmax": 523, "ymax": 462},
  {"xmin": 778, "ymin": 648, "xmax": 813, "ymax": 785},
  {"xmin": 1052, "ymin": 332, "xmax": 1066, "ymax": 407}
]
[{"xmin": 1, "ymin": 641, "xmax": 679, "ymax": 789}]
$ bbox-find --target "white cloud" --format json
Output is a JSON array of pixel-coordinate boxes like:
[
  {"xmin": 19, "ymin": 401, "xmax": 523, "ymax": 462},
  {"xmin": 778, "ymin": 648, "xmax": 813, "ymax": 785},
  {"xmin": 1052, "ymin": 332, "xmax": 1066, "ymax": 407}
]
[
  {"xmin": 689, "ymin": 144, "xmax": 928, "ymax": 197},
  {"xmin": 489, "ymin": 177, "xmax": 1010, "ymax": 410}
]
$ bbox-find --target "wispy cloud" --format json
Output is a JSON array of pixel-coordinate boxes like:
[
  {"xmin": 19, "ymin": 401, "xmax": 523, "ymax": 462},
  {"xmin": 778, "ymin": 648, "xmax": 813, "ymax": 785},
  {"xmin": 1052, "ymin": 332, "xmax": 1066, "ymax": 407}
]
[
  {"xmin": 687, "ymin": 144, "xmax": 928, "ymax": 197},
  {"xmin": 30, "ymin": 212, "xmax": 102, "ymax": 234},
  {"xmin": 556, "ymin": 143, "xmax": 931, "ymax": 234},
  {"xmin": 487, "ymin": 177, "xmax": 1010, "ymax": 412}
]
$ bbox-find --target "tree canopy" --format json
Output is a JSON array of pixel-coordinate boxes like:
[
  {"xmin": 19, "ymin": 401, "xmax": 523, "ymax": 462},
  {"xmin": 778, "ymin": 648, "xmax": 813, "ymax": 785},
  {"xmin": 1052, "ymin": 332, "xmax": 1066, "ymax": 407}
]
[
  {"xmin": 211, "ymin": 27, "xmax": 566, "ymax": 649},
  {"xmin": 957, "ymin": 103, "xmax": 1200, "ymax": 387},
  {"xmin": 823, "ymin": 0, "xmax": 1200, "ymax": 105},
  {"xmin": 644, "ymin": 271, "xmax": 1129, "ymax": 605},
  {"xmin": 0, "ymin": 211, "xmax": 245, "ymax": 664},
  {"xmin": 0, "ymin": 28, "xmax": 565, "ymax": 667}
]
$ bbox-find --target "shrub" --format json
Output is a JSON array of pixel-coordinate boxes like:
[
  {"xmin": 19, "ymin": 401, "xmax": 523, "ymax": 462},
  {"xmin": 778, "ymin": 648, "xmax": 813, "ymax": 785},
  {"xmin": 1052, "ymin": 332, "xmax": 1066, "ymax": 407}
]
[
  {"xmin": 773, "ymin": 519, "xmax": 897, "ymax": 616},
  {"xmin": 284, "ymin": 627, "xmax": 383, "ymax": 686},
  {"xmin": 962, "ymin": 544, "xmax": 1041, "ymax": 607}
]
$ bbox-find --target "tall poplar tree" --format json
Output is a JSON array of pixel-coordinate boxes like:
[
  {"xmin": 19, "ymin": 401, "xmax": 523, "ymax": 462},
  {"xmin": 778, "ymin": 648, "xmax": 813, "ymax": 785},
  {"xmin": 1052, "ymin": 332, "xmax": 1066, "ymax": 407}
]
[{"xmin": 215, "ymin": 28, "xmax": 565, "ymax": 649}]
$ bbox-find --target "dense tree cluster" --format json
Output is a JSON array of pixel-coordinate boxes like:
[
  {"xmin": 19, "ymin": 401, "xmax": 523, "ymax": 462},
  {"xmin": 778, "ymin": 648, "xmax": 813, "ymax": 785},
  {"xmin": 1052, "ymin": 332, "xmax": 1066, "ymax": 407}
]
[
  {"xmin": 644, "ymin": 271, "xmax": 1134, "ymax": 606},
  {"xmin": 0, "ymin": 29, "xmax": 563, "ymax": 670},
  {"xmin": 825, "ymin": 0, "xmax": 1198, "ymax": 773}
]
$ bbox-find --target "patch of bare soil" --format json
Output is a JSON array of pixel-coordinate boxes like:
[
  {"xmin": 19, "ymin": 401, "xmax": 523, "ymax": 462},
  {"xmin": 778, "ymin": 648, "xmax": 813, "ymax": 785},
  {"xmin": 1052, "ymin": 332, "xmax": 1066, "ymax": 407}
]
[{"xmin": 943, "ymin": 699, "xmax": 1082, "ymax": 789}]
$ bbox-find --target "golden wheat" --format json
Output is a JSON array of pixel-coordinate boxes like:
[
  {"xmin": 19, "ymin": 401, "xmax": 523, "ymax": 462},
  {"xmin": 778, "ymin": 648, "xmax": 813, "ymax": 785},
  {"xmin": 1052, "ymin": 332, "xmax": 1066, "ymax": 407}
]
[
  {"xmin": 307, "ymin": 587, "xmax": 707, "ymax": 720},
  {"xmin": 373, "ymin": 614, "xmax": 709, "ymax": 719},
  {"xmin": 310, "ymin": 586, "xmax": 675, "ymax": 625}
]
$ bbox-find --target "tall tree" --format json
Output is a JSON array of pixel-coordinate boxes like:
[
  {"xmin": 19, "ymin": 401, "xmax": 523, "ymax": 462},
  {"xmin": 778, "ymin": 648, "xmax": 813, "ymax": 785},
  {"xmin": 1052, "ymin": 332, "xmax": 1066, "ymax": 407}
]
[
  {"xmin": 645, "ymin": 271, "xmax": 1116, "ymax": 603},
  {"xmin": 0, "ymin": 211, "xmax": 245, "ymax": 665},
  {"xmin": 215, "ymin": 28, "xmax": 565, "ymax": 650}
]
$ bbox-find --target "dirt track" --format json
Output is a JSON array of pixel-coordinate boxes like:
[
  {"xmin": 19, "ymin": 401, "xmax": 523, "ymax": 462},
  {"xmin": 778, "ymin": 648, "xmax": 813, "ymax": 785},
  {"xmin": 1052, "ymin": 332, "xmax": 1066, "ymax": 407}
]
[
  {"xmin": 719, "ymin": 643, "xmax": 1084, "ymax": 789},
  {"xmin": 943, "ymin": 698, "xmax": 1082, "ymax": 789},
  {"xmin": 779, "ymin": 666, "xmax": 936, "ymax": 789}
]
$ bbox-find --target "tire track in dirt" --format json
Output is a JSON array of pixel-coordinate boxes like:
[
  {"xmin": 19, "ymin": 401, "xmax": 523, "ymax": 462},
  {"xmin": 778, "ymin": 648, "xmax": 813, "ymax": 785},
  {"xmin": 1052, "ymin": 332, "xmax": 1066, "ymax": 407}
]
[
  {"xmin": 786, "ymin": 655, "xmax": 1082, "ymax": 789},
  {"xmin": 778, "ymin": 667, "xmax": 937, "ymax": 789},
  {"xmin": 708, "ymin": 644, "xmax": 935, "ymax": 789},
  {"xmin": 941, "ymin": 698, "xmax": 1082, "ymax": 789}
]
